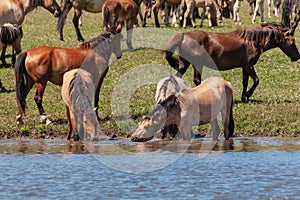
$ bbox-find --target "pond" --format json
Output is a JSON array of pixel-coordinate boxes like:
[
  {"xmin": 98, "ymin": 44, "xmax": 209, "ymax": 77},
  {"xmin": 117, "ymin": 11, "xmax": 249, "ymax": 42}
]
[{"xmin": 0, "ymin": 137, "xmax": 299, "ymax": 199}]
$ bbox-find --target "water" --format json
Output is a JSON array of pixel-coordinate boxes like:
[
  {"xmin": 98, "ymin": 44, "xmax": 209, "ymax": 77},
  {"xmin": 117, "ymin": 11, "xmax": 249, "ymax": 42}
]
[{"xmin": 0, "ymin": 137, "xmax": 299, "ymax": 199}]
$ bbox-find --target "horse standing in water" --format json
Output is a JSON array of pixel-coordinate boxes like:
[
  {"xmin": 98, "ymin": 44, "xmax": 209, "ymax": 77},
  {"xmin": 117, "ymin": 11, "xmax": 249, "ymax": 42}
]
[
  {"xmin": 62, "ymin": 69, "xmax": 98, "ymax": 141},
  {"xmin": 14, "ymin": 27, "xmax": 122, "ymax": 125},
  {"xmin": 164, "ymin": 22, "xmax": 300, "ymax": 102},
  {"xmin": 102, "ymin": 0, "xmax": 142, "ymax": 49},
  {"xmin": 0, "ymin": 0, "xmax": 61, "ymax": 65},
  {"xmin": 131, "ymin": 77, "xmax": 234, "ymax": 142}
]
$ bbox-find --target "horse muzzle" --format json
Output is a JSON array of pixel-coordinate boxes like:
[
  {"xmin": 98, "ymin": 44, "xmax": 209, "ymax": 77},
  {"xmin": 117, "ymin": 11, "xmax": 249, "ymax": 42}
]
[
  {"xmin": 291, "ymin": 55, "xmax": 300, "ymax": 62},
  {"xmin": 54, "ymin": 9, "xmax": 62, "ymax": 18}
]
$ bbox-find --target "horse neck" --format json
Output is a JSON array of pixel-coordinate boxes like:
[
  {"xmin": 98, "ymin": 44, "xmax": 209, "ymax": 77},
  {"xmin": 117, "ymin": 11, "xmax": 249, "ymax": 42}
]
[{"xmin": 21, "ymin": 0, "xmax": 42, "ymax": 15}]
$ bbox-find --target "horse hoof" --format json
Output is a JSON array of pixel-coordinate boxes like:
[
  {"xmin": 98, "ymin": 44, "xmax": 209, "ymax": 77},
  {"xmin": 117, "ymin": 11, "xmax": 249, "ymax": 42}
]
[
  {"xmin": 16, "ymin": 115, "xmax": 23, "ymax": 125},
  {"xmin": 241, "ymin": 96, "xmax": 249, "ymax": 103}
]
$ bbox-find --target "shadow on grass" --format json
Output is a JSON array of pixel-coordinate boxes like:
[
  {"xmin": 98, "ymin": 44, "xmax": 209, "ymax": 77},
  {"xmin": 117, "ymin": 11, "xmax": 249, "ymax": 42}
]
[{"xmin": 234, "ymin": 99, "xmax": 263, "ymax": 105}]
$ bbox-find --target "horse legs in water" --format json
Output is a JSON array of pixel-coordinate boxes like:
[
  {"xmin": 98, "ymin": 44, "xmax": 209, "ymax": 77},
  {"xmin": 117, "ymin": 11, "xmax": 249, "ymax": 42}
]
[{"xmin": 242, "ymin": 66, "xmax": 259, "ymax": 102}]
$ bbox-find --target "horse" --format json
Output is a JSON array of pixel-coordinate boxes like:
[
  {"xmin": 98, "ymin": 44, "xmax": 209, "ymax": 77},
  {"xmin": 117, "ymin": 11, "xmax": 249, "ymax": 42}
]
[
  {"xmin": 57, "ymin": 0, "xmax": 105, "ymax": 42},
  {"xmin": 281, "ymin": 0, "xmax": 300, "ymax": 27},
  {"xmin": 102, "ymin": 0, "xmax": 141, "ymax": 49},
  {"xmin": 62, "ymin": 69, "xmax": 98, "ymax": 141},
  {"xmin": 14, "ymin": 27, "xmax": 122, "ymax": 125},
  {"xmin": 131, "ymin": 76, "xmax": 234, "ymax": 142},
  {"xmin": 0, "ymin": 0, "xmax": 61, "ymax": 65},
  {"xmin": 163, "ymin": 22, "xmax": 300, "ymax": 103},
  {"xmin": 268, "ymin": 0, "xmax": 282, "ymax": 18},
  {"xmin": 182, "ymin": 0, "xmax": 222, "ymax": 28},
  {"xmin": 0, "ymin": 23, "xmax": 23, "ymax": 66}
]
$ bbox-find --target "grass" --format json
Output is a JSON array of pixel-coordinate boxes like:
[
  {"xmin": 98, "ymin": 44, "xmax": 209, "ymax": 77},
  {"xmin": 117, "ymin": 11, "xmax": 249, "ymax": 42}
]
[{"xmin": 0, "ymin": 2, "xmax": 299, "ymax": 138}]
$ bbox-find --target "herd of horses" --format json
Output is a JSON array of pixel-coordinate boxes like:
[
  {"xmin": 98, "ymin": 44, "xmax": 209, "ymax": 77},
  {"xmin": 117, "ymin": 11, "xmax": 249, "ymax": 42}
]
[{"xmin": 0, "ymin": 0, "xmax": 300, "ymax": 141}]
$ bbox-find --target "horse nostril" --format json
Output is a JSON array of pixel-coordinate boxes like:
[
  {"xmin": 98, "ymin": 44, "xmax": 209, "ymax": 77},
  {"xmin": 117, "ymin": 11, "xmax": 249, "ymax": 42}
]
[{"xmin": 54, "ymin": 10, "xmax": 61, "ymax": 17}]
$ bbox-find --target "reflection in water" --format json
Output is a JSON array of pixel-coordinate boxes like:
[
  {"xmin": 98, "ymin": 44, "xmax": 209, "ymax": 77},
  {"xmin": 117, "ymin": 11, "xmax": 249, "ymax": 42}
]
[{"xmin": 0, "ymin": 137, "xmax": 300, "ymax": 154}]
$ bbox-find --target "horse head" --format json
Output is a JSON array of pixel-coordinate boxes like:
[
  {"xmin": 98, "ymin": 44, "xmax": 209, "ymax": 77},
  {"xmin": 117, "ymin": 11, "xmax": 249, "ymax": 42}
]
[
  {"xmin": 42, "ymin": 0, "xmax": 62, "ymax": 17},
  {"xmin": 280, "ymin": 9, "xmax": 300, "ymax": 61}
]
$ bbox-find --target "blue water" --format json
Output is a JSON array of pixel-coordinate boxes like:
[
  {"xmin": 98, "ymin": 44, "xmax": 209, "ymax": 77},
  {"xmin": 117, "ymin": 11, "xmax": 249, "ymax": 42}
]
[{"xmin": 0, "ymin": 138, "xmax": 299, "ymax": 199}]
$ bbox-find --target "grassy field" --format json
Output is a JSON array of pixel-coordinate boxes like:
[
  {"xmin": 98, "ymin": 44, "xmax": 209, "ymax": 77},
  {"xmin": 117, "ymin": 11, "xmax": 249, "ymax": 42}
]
[{"xmin": 0, "ymin": 2, "xmax": 299, "ymax": 138}]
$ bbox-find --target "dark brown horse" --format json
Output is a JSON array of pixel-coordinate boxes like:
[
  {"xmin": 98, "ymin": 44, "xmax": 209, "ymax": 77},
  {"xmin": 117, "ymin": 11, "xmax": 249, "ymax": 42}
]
[
  {"xmin": 14, "ymin": 27, "xmax": 122, "ymax": 125},
  {"xmin": 164, "ymin": 22, "xmax": 300, "ymax": 102}
]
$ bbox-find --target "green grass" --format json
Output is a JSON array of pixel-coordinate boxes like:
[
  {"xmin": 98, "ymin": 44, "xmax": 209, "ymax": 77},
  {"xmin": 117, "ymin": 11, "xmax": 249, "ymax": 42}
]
[{"xmin": 0, "ymin": 2, "xmax": 299, "ymax": 138}]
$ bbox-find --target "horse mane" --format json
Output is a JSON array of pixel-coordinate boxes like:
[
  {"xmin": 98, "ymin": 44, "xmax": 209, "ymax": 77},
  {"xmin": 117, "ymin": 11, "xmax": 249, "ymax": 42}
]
[
  {"xmin": 80, "ymin": 29, "xmax": 116, "ymax": 49},
  {"xmin": 234, "ymin": 22, "xmax": 287, "ymax": 46},
  {"xmin": 0, "ymin": 23, "xmax": 23, "ymax": 45}
]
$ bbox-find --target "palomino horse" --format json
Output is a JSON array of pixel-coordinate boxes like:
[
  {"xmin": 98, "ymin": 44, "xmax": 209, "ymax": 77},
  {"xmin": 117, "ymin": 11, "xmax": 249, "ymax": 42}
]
[
  {"xmin": 182, "ymin": 0, "xmax": 222, "ymax": 28},
  {"xmin": 0, "ymin": 23, "xmax": 23, "ymax": 65},
  {"xmin": 102, "ymin": 0, "xmax": 141, "ymax": 49},
  {"xmin": 131, "ymin": 76, "xmax": 234, "ymax": 142},
  {"xmin": 62, "ymin": 69, "xmax": 98, "ymax": 141},
  {"xmin": 0, "ymin": 0, "xmax": 61, "ymax": 65},
  {"xmin": 164, "ymin": 22, "xmax": 300, "ymax": 102},
  {"xmin": 57, "ymin": 0, "xmax": 105, "ymax": 41},
  {"xmin": 14, "ymin": 27, "xmax": 122, "ymax": 125}
]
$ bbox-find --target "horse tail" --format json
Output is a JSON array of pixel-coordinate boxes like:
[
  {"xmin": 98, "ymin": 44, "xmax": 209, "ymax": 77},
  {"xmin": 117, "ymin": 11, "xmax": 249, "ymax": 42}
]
[
  {"xmin": 281, "ymin": 0, "xmax": 294, "ymax": 27},
  {"xmin": 14, "ymin": 52, "xmax": 28, "ymax": 115},
  {"xmin": 228, "ymin": 98, "xmax": 235, "ymax": 138},
  {"xmin": 0, "ymin": 23, "xmax": 22, "ymax": 45},
  {"xmin": 163, "ymin": 33, "xmax": 185, "ymax": 71}
]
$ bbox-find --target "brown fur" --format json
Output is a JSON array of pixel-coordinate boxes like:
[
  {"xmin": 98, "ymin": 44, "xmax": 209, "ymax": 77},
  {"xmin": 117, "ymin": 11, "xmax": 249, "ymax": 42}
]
[
  {"xmin": 14, "ymin": 27, "xmax": 122, "ymax": 125},
  {"xmin": 131, "ymin": 77, "xmax": 234, "ymax": 142},
  {"xmin": 164, "ymin": 23, "xmax": 300, "ymax": 102},
  {"xmin": 0, "ymin": 0, "xmax": 61, "ymax": 65},
  {"xmin": 102, "ymin": 0, "xmax": 142, "ymax": 49}
]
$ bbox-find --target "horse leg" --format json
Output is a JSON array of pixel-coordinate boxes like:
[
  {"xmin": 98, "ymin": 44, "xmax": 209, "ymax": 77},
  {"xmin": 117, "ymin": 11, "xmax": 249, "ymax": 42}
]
[
  {"xmin": 56, "ymin": 0, "xmax": 72, "ymax": 41},
  {"xmin": 126, "ymin": 20, "xmax": 134, "ymax": 50},
  {"xmin": 73, "ymin": 9, "xmax": 85, "ymax": 42},
  {"xmin": 34, "ymin": 82, "xmax": 51, "ymax": 125},
  {"xmin": 94, "ymin": 67, "xmax": 109, "ymax": 121},
  {"xmin": 252, "ymin": 0, "xmax": 260, "ymax": 23},
  {"xmin": 241, "ymin": 67, "xmax": 250, "ymax": 102},
  {"xmin": 200, "ymin": 7, "xmax": 206, "ymax": 27},
  {"xmin": 176, "ymin": 56, "xmax": 190, "ymax": 77},
  {"xmin": 0, "ymin": 46, "xmax": 7, "ymax": 66},
  {"xmin": 210, "ymin": 119, "xmax": 221, "ymax": 140},
  {"xmin": 259, "ymin": 0, "xmax": 265, "ymax": 22},
  {"xmin": 193, "ymin": 66, "xmax": 202, "ymax": 86},
  {"xmin": 65, "ymin": 106, "xmax": 73, "ymax": 140},
  {"xmin": 153, "ymin": 3, "xmax": 161, "ymax": 27},
  {"xmin": 244, "ymin": 65, "xmax": 259, "ymax": 101},
  {"xmin": 221, "ymin": 99, "xmax": 233, "ymax": 140}
]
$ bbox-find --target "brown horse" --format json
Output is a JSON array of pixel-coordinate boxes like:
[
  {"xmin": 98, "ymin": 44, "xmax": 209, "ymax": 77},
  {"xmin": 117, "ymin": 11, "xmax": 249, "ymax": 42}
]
[
  {"xmin": 164, "ymin": 22, "xmax": 300, "ymax": 102},
  {"xmin": 62, "ymin": 69, "xmax": 98, "ymax": 141},
  {"xmin": 14, "ymin": 27, "xmax": 122, "ymax": 125},
  {"xmin": 102, "ymin": 0, "xmax": 141, "ymax": 49},
  {"xmin": 0, "ymin": 0, "xmax": 61, "ymax": 65},
  {"xmin": 57, "ymin": 0, "xmax": 106, "ymax": 42},
  {"xmin": 131, "ymin": 76, "xmax": 234, "ymax": 142},
  {"xmin": 152, "ymin": 0, "xmax": 181, "ymax": 28}
]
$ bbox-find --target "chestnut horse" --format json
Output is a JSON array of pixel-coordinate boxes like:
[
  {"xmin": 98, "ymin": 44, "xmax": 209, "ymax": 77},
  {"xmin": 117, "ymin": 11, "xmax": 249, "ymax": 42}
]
[
  {"xmin": 164, "ymin": 22, "xmax": 300, "ymax": 102},
  {"xmin": 62, "ymin": 69, "xmax": 98, "ymax": 141},
  {"xmin": 131, "ymin": 76, "xmax": 234, "ymax": 142},
  {"xmin": 0, "ymin": 0, "xmax": 61, "ymax": 65},
  {"xmin": 14, "ymin": 27, "xmax": 122, "ymax": 125},
  {"xmin": 102, "ymin": 0, "xmax": 142, "ymax": 49}
]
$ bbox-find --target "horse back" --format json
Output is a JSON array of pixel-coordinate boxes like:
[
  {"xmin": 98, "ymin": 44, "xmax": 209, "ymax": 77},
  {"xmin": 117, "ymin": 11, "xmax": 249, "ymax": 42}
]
[
  {"xmin": 24, "ymin": 46, "xmax": 90, "ymax": 86},
  {"xmin": 0, "ymin": 0, "xmax": 25, "ymax": 25}
]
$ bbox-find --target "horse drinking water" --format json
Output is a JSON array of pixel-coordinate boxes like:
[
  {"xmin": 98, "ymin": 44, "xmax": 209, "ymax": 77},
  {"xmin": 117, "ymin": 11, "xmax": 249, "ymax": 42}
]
[
  {"xmin": 164, "ymin": 22, "xmax": 300, "ymax": 102},
  {"xmin": 0, "ymin": 0, "xmax": 61, "ymax": 65},
  {"xmin": 14, "ymin": 27, "xmax": 122, "ymax": 125},
  {"xmin": 62, "ymin": 69, "xmax": 98, "ymax": 141},
  {"xmin": 131, "ymin": 76, "xmax": 234, "ymax": 142}
]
